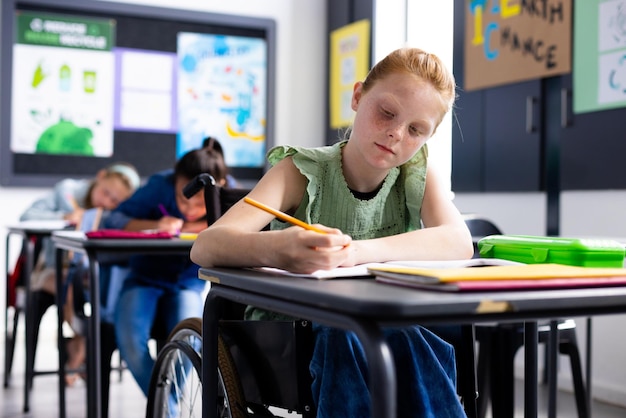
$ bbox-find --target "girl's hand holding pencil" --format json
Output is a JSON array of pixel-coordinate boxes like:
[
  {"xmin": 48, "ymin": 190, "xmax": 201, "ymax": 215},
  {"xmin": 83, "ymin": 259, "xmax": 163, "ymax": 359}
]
[
  {"xmin": 243, "ymin": 197, "xmax": 351, "ymax": 252},
  {"xmin": 243, "ymin": 197, "xmax": 326, "ymax": 233},
  {"xmin": 157, "ymin": 203, "xmax": 183, "ymax": 234},
  {"xmin": 63, "ymin": 194, "xmax": 84, "ymax": 225}
]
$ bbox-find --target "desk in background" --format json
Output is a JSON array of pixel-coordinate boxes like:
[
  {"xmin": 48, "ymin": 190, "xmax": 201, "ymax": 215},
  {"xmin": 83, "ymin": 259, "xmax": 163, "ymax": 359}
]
[
  {"xmin": 199, "ymin": 267, "xmax": 626, "ymax": 418},
  {"xmin": 4, "ymin": 220, "xmax": 70, "ymax": 412},
  {"xmin": 51, "ymin": 230, "xmax": 194, "ymax": 418}
]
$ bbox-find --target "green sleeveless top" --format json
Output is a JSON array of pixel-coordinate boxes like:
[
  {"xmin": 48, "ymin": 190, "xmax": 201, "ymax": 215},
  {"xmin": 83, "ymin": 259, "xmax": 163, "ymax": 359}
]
[
  {"xmin": 245, "ymin": 140, "xmax": 428, "ymax": 321},
  {"xmin": 267, "ymin": 140, "xmax": 428, "ymax": 238}
]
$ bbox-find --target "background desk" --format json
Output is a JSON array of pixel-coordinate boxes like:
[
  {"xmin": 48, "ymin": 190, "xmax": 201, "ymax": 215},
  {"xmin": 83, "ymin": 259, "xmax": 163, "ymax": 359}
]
[
  {"xmin": 51, "ymin": 230, "xmax": 194, "ymax": 418},
  {"xmin": 199, "ymin": 267, "xmax": 626, "ymax": 418},
  {"xmin": 4, "ymin": 221, "xmax": 69, "ymax": 412}
]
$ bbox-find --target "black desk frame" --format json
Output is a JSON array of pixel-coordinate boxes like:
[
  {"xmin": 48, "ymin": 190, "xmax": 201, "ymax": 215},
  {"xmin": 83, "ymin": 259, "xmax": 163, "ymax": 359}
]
[
  {"xmin": 51, "ymin": 231, "xmax": 194, "ymax": 418},
  {"xmin": 200, "ymin": 267, "xmax": 626, "ymax": 418}
]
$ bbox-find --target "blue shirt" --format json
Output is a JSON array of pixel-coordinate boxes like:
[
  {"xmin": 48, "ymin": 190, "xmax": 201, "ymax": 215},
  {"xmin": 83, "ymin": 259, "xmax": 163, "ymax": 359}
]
[{"xmin": 104, "ymin": 170, "xmax": 204, "ymax": 292}]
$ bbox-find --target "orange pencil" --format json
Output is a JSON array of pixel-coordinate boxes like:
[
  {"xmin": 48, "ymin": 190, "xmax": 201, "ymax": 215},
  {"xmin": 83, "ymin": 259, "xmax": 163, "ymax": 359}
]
[{"xmin": 243, "ymin": 197, "xmax": 326, "ymax": 234}]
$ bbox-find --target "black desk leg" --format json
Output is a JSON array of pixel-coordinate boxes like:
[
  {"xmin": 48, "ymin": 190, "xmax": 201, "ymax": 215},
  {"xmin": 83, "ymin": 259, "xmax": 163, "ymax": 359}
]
[
  {"xmin": 524, "ymin": 322, "xmax": 538, "ymax": 418},
  {"xmin": 348, "ymin": 321, "xmax": 396, "ymax": 418},
  {"xmin": 202, "ymin": 292, "xmax": 223, "ymax": 418},
  {"xmin": 86, "ymin": 252, "xmax": 102, "ymax": 418},
  {"xmin": 23, "ymin": 236, "xmax": 36, "ymax": 412},
  {"xmin": 547, "ymin": 320, "xmax": 558, "ymax": 418},
  {"xmin": 4, "ymin": 234, "xmax": 13, "ymax": 388},
  {"xmin": 55, "ymin": 248, "xmax": 67, "ymax": 418},
  {"xmin": 4, "ymin": 232, "xmax": 24, "ymax": 390},
  {"xmin": 586, "ymin": 317, "xmax": 592, "ymax": 418}
]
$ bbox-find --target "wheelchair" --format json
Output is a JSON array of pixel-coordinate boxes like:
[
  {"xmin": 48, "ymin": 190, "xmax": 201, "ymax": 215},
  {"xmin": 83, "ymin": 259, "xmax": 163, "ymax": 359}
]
[{"xmin": 145, "ymin": 174, "xmax": 478, "ymax": 418}]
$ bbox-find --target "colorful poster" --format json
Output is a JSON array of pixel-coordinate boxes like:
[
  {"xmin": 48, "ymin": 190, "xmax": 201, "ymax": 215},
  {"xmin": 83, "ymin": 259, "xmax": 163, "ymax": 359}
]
[
  {"xmin": 464, "ymin": 0, "xmax": 572, "ymax": 91},
  {"xmin": 10, "ymin": 11, "xmax": 115, "ymax": 157},
  {"xmin": 574, "ymin": 0, "xmax": 626, "ymax": 114},
  {"xmin": 329, "ymin": 19, "xmax": 371, "ymax": 129},
  {"xmin": 177, "ymin": 33, "xmax": 267, "ymax": 168}
]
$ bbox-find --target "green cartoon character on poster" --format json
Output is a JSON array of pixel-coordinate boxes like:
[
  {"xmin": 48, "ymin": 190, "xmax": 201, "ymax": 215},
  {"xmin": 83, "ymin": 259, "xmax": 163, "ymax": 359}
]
[{"xmin": 35, "ymin": 120, "xmax": 95, "ymax": 156}]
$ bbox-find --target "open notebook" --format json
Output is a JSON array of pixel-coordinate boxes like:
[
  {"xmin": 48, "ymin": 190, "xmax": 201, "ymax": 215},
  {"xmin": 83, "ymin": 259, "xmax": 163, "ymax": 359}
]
[
  {"xmin": 252, "ymin": 258, "xmax": 520, "ymax": 280},
  {"xmin": 254, "ymin": 259, "xmax": 626, "ymax": 294}
]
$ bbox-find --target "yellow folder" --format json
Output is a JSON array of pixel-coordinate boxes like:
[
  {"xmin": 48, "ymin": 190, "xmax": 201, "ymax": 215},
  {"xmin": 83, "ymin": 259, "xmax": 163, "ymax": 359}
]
[{"xmin": 367, "ymin": 263, "xmax": 626, "ymax": 283}]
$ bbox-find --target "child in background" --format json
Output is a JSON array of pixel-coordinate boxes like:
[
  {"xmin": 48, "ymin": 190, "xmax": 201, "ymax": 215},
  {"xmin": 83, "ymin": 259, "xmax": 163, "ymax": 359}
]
[
  {"xmin": 104, "ymin": 143, "xmax": 231, "ymax": 395},
  {"xmin": 20, "ymin": 162, "xmax": 141, "ymax": 385},
  {"xmin": 190, "ymin": 47, "xmax": 474, "ymax": 417},
  {"xmin": 201, "ymin": 136, "xmax": 239, "ymax": 188}
]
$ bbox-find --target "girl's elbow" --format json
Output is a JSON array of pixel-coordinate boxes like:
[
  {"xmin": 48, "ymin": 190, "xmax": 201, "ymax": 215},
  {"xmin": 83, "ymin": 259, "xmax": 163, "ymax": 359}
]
[
  {"xmin": 190, "ymin": 243, "xmax": 212, "ymax": 267},
  {"xmin": 461, "ymin": 241, "xmax": 475, "ymax": 259},
  {"xmin": 456, "ymin": 226, "xmax": 475, "ymax": 259}
]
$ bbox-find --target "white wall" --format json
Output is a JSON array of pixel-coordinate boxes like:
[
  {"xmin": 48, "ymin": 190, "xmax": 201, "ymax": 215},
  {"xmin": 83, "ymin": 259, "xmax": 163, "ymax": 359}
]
[{"xmin": 2, "ymin": 0, "xmax": 626, "ymax": 408}]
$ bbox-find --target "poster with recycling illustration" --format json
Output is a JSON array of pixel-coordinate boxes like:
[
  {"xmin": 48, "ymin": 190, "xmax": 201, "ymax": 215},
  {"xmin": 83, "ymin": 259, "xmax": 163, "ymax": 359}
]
[{"xmin": 10, "ymin": 11, "xmax": 115, "ymax": 157}]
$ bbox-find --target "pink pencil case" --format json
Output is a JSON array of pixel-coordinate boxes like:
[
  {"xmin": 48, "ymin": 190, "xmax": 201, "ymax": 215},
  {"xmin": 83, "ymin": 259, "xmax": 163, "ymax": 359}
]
[{"xmin": 86, "ymin": 230, "xmax": 172, "ymax": 239}]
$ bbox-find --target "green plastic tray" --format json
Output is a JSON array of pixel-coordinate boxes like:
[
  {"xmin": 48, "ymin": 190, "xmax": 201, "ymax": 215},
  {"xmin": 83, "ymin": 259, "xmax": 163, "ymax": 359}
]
[{"xmin": 477, "ymin": 235, "xmax": 626, "ymax": 268}]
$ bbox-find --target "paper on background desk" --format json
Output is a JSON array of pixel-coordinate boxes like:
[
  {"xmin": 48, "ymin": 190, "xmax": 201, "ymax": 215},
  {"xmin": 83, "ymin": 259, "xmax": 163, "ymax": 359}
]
[{"xmin": 10, "ymin": 220, "xmax": 70, "ymax": 230}]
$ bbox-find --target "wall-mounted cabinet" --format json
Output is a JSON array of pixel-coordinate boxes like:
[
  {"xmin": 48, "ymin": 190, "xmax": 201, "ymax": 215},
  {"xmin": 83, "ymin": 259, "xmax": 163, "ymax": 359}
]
[
  {"xmin": 452, "ymin": 0, "xmax": 542, "ymax": 192},
  {"xmin": 558, "ymin": 75, "xmax": 626, "ymax": 190},
  {"xmin": 452, "ymin": 78, "xmax": 543, "ymax": 192}
]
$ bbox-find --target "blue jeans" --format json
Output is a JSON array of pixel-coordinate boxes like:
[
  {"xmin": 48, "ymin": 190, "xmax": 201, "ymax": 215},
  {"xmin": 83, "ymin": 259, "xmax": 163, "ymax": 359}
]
[
  {"xmin": 310, "ymin": 324, "xmax": 465, "ymax": 418},
  {"xmin": 113, "ymin": 280, "xmax": 203, "ymax": 395},
  {"xmin": 99, "ymin": 264, "xmax": 130, "ymax": 324}
]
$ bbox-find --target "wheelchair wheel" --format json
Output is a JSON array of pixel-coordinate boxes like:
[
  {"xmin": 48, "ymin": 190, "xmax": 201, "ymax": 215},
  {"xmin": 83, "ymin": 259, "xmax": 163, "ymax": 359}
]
[
  {"xmin": 146, "ymin": 318, "xmax": 247, "ymax": 418},
  {"xmin": 169, "ymin": 317, "xmax": 203, "ymax": 355}
]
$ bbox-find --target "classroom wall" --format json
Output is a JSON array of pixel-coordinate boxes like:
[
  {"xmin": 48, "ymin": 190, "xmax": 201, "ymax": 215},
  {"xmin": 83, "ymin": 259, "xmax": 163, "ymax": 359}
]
[
  {"xmin": 2, "ymin": 0, "xmax": 626, "ymax": 409},
  {"xmin": 1, "ymin": 0, "xmax": 327, "ymax": 253},
  {"xmin": 0, "ymin": 0, "xmax": 328, "ymax": 398}
]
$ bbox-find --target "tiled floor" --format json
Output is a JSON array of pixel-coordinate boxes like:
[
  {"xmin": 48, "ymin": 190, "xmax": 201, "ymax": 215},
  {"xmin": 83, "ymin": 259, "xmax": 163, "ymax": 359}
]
[
  {"xmin": 2, "ymin": 309, "xmax": 145, "ymax": 418},
  {"xmin": 3, "ymin": 309, "xmax": 626, "ymax": 417}
]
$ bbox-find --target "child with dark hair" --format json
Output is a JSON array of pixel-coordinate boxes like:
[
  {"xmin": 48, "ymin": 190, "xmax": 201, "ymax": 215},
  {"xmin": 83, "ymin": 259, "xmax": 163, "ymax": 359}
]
[
  {"xmin": 201, "ymin": 135, "xmax": 238, "ymax": 187},
  {"xmin": 104, "ymin": 144, "xmax": 231, "ymax": 395}
]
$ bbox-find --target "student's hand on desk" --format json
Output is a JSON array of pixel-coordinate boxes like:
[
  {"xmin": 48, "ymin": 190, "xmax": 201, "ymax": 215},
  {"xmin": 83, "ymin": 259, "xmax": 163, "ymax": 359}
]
[
  {"xmin": 158, "ymin": 216, "xmax": 184, "ymax": 235},
  {"xmin": 273, "ymin": 226, "xmax": 352, "ymax": 273},
  {"xmin": 64, "ymin": 208, "xmax": 85, "ymax": 225}
]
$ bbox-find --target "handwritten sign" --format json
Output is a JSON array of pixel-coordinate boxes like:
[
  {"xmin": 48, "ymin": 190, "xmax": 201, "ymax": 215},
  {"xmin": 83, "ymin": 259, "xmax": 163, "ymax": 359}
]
[{"xmin": 464, "ymin": 0, "xmax": 572, "ymax": 91}]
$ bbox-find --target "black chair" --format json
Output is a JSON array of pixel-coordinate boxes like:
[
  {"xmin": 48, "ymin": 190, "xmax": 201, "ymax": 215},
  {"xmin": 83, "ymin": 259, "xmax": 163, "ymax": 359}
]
[
  {"xmin": 4, "ymin": 236, "xmax": 62, "ymax": 413},
  {"xmin": 5, "ymin": 236, "xmax": 45, "ymax": 390},
  {"xmin": 463, "ymin": 214, "xmax": 588, "ymax": 418},
  {"xmin": 145, "ymin": 174, "xmax": 479, "ymax": 417}
]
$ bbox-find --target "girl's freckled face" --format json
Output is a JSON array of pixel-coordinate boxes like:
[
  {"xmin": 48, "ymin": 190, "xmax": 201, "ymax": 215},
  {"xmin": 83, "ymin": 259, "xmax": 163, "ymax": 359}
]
[{"xmin": 350, "ymin": 72, "xmax": 445, "ymax": 169}]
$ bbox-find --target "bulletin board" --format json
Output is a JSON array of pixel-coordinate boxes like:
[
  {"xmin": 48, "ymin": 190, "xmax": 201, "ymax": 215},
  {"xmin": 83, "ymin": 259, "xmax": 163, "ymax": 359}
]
[
  {"xmin": 463, "ymin": 0, "xmax": 572, "ymax": 91},
  {"xmin": 0, "ymin": 0, "xmax": 276, "ymax": 187}
]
